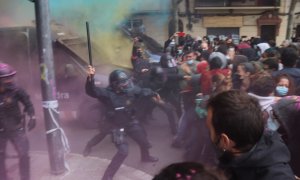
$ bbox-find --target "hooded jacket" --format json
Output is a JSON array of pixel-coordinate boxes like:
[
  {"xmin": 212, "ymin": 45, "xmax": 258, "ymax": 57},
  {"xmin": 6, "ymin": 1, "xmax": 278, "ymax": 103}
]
[
  {"xmin": 220, "ymin": 131, "xmax": 295, "ymax": 180},
  {"xmin": 272, "ymin": 97, "xmax": 300, "ymax": 176}
]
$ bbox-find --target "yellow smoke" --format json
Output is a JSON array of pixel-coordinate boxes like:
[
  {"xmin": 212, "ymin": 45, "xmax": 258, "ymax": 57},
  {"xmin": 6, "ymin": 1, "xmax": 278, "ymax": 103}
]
[
  {"xmin": 92, "ymin": 31, "xmax": 133, "ymax": 68},
  {"xmin": 49, "ymin": 0, "xmax": 138, "ymax": 68}
]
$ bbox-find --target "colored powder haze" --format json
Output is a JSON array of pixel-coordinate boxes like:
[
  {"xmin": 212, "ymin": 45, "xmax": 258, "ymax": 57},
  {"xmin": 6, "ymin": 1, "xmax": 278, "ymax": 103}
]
[
  {"xmin": 49, "ymin": 0, "xmax": 171, "ymax": 67},
  {"xmin": 0, "ymin": 0, "xmax": 170, "ymax": 67}
]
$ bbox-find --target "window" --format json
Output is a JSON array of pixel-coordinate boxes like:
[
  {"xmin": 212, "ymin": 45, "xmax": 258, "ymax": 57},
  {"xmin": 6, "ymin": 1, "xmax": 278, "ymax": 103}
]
[
  {"xmin": 207, "ymin": 27, "xmax": 240, "ymax": 44},
  {"xmin": 195, "ymin": 0, "xmax": 228, "ymax": 7}
]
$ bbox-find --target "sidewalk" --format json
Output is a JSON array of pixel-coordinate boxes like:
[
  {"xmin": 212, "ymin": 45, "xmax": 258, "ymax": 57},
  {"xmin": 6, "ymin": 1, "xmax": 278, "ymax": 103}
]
[{"xmin": 7, "ymin": 151, "xmax": 153, "ymax": 180}]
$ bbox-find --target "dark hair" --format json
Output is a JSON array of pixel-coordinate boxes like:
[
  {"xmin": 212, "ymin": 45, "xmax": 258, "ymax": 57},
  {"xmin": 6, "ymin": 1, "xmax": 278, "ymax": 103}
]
[
  {"xmin": 249, "ymin": 75, "xmax": 275, "ymax": 96},
  {"xmin": 200, "ymin": 51, "xmax": 211, "ymax": 61},
  {"xmin": 217, "ymin": 45, "xmax": 228, "ymax": 55},
  {"xmin": 262, "ymin": 58, "xmax": 279, "ymax": 71},
  {"xmin": 239, "ymin": 62, "xmax": 256, "ymax": 74},
  {"xmin": 271, "ymin": 99, "xmax": 300, "ymax": 175},
  {"xmin": 263, "ymin": 47, "xmax": 279, "ymax": 58},
  {"xmin": 240, "ymin": 61, "xmax": 264, "ymax": 75},
  {"xmin": 274, "ymin": 74, "xmax": 296, "ymax": 96},
  {"xmin": 153, "ymin": 162, "xmax": 224, "ymax": 180},
  {"xmin": 268, "ymin": 39, "xmax": 276, "ymax": 47},
  {"xmin": 238, "ymin": 48, "xmax": 257, "ymax": 61},
  {"xmin": 280, "ymin": 47, "xmax": 299, "ymax": 67},
  {"xmin": 184, "ymin": 50, "xmax": 195, "ymax": 57},
  {"xmin": 207, "ymin": 90, "xmax": 264, "ymax": 151},
  {"xmin": 209, "ymin": 56, "xmax": 223, "ymax": 70}
]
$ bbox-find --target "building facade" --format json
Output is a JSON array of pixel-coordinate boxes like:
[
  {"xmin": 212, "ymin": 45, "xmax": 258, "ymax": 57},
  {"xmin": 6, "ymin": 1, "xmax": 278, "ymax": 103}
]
[{"xmin": 132, "ymin": 0, "xmax": 300, "ymax": 46}]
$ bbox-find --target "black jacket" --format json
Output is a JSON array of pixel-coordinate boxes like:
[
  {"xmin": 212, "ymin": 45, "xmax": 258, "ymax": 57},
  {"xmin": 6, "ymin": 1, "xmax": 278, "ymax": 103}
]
[
  {"xmin": 220, "ymin": 131, "xmax": 295, "ymax": 180},
  {"xmin": 0, "ymin": 87, "xmax": 35, "ymax": 131},
  {"xmin": 85, "ymin": 77, "xmax": 156, "ymax": 127},
  {"xmin": 272, "ymin": 98, "xmax": 300, "ymax": 176}
]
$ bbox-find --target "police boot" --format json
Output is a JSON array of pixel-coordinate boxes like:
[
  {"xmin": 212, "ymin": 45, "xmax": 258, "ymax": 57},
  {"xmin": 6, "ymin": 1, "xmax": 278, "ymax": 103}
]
[
  {"xmin": 19, "ymin": 156, "xmax": 30, "ymax": 180},
  {"xmin": 101, "ymin": 173, "xmax": 113, "ymax": 180},
  {"xmin": 83, "ymin": 145, "xmax": 92, "ymax": 157},
  {"xmin": 170, "ymin": 124, "xmax": 178, "ymax": 135},
  {"xmin": 0, "ymin": 153, "xmax": 7, "ymax": 180},
  {"xmin": 141, "ymin": 149, "xmax": 159, "ymax": 162}
]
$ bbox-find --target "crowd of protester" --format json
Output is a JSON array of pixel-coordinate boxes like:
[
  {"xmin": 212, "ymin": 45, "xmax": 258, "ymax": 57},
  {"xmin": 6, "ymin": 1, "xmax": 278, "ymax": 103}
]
[{"xmin": 130, "ymin": 33, "xmax": 300, "ymax": 179}]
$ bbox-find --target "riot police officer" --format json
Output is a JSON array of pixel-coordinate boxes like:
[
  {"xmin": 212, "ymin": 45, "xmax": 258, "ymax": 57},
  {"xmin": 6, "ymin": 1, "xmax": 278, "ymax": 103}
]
[
  {"xmin": 85, "ymin": 66, "xmax": 159, "ymax": 180},
  {"xmin": 0, "ymin": 63, "xmax": 36, "ymax": 180}
]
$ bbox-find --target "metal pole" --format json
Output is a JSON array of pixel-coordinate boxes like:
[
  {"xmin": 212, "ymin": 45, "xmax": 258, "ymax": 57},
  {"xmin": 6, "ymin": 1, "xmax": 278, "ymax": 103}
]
[
  {"xmin": 286, "ymin": 0, "xmax": 297, "ymax": 40},
  {"xmin": 169, "ymin": 0, "xmax": 178, "ymax": 37},
  {"xmin": 22, "ymin": 27, "xmax": 33, "ymax": 88},
  {"xmin": 33, "ymin": 0, "xmax": 67, "ymax": 175}
]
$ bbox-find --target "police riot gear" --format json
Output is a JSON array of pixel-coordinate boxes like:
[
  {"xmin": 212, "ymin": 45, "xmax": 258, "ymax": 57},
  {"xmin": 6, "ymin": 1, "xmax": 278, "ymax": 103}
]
[
  {"xmin": 85, "ymin": 68, "xmax": 158, "ymax": 180},
  {"xmin": 0, "ymin": 63, "xmax": 17, "ymax": 91},
  {"xmin": 109, "ymin": 69, "xmax": 132, "ymax": 92},
  {"xmin": 0, "ymin": 63, "xmax": 16, "ymax": 78},
  {"xmin": 0, "ymin": 64, "xmax": 35, "ymax": 180}
]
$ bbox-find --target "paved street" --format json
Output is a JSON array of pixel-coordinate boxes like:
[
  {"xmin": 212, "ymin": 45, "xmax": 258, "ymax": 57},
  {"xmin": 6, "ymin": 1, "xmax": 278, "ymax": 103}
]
[
  {"xmin": 5, "ymin": 98, "xmax": 184, "ymax": 180},
  {"xmin": 7, "ymin": 151, "xmax": 153, "ymax": 180},
  {"xmin": 1, "ymin": 37, "xmax": 185, "ymax": 179}
]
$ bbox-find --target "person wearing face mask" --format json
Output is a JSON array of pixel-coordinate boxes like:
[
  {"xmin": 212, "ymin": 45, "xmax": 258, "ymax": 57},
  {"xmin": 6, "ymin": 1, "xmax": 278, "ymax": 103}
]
[
  {"xmin": 0, "ymin": 63, "xmax": 36, "ymax": 180},
  {"xmin": 272, "ymin": 47, "xmax": 300, "ymax": 87},
  {"xmin": 172, "ymin": 51, "xmax": 201, "ymax": 148},
  {"xmin": 248, "ymin": 76, "xmax": 281, "ymax": 131},
  {"xmin": 276, "ymin": 86, "xmax": 289, "ymax": 96},
  {"xmin": 206, "ymin": 90, "xmax": 295, "ymax": 180},
  {"xmin": 274, "ymin": 74, "xmax": 295, "ymax": 97}
]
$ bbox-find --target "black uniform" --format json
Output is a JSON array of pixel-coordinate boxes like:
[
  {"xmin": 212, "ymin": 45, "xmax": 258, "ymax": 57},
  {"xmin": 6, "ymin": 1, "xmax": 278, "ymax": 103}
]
[
  {"xmin": 0, "ymin": 86, "xmax": 35, "ymax": 180},
  {"xmin": 85, "ymin": 71, "xmax": 158, "ymax": 180}
]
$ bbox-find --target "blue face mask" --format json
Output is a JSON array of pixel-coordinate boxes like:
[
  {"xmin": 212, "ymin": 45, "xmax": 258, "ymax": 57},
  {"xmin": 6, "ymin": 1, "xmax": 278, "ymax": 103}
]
[
  {"xmin": 186, "ymin": 60, "xmax": 194, "ymax": 65},
  {"xmin": 276, "ymin": 86, "xmax": 288, "ymax": 96}
]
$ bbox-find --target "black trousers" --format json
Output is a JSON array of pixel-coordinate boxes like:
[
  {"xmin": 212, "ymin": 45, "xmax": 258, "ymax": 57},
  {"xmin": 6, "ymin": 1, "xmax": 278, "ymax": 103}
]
[
  {"xmin": 102, "ymin": 122, "xmax": 152, "ymax": 180},
  {"xmin": 0, "ymin": 129, "xmax": 30, "ymax": 180}
]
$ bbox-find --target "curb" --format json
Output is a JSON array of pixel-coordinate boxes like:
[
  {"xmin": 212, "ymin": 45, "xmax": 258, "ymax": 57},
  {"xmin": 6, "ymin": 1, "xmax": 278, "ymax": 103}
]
[{"xmin": 7, "ymin": 151, "xmax": 153, "ymax": 180}]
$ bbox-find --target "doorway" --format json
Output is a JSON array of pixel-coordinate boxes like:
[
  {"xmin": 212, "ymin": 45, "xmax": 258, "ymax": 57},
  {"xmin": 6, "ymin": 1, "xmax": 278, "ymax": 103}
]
[
  {"xmin": 260, "ymin": 25, "xmax": 276, "ymax": 42},
  {"xmin": 296, "ymin": 25, "xmax": 300, "ymax": 38}
]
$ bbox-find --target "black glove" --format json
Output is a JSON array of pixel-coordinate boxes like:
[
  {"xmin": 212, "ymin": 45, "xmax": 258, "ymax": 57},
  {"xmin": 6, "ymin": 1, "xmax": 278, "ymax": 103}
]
[{"xmin": 27, "ymin": 116, "xmax": 36, "ymax": 131}]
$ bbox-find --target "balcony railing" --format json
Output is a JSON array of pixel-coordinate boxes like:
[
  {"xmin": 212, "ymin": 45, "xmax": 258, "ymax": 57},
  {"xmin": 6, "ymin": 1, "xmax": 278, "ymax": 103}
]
[{"xmin": 194, "ymin": 0, "xmax": 280, "ymax": 9}]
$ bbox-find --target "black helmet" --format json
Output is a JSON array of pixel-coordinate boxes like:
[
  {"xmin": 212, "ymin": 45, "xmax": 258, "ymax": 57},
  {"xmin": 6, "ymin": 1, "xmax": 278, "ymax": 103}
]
[
  {"xmin": 109, "ymin": 69, "xmax": 131, "ymax": 92},
  {"xmin": 0, "ymin": 63, "xmax": 16, "ymax": 78},
  {"xmin": 150, "ymin": 66, "xmax": 166, "ymax": 84}
]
